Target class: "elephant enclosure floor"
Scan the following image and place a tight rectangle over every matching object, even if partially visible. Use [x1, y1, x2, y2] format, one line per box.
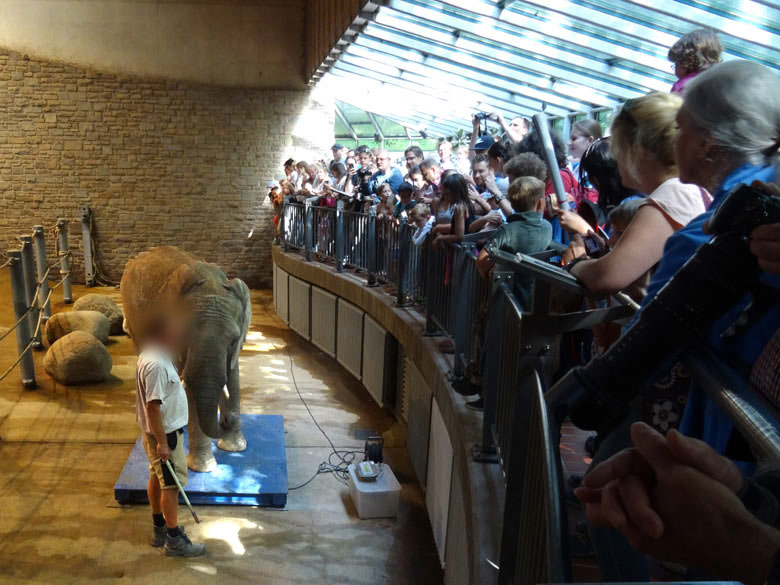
[0, 272, 443, 585]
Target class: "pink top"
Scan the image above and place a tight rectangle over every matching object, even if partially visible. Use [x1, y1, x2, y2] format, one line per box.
[670, 71, 699, 95]
[642, 177, 711, 230]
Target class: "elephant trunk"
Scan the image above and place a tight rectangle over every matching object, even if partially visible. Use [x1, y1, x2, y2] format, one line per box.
[182, 342, 228, 439]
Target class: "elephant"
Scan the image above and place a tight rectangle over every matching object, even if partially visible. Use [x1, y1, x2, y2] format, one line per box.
[120, 246, 252, 472]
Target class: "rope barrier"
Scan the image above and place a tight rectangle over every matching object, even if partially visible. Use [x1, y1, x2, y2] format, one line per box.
[0, 222, 73, 388]
[0, 252, 73, 344]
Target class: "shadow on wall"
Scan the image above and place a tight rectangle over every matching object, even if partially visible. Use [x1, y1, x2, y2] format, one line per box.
[0, 48, 335, 290]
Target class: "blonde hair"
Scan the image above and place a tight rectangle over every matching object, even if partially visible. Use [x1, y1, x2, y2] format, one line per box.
[507, 176, 545, 212]
[610, 92, 683, 180]
[409, 203, 431, 221]
[668, 29, 723, 75]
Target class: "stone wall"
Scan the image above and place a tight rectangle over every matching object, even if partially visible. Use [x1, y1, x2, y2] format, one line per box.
[0, 48, 334, 288]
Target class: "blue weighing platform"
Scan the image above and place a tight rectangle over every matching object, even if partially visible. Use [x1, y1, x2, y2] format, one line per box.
[114, 414, 288, 507]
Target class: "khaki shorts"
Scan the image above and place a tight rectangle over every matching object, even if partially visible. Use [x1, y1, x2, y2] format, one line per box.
[142, 429, 188, 490]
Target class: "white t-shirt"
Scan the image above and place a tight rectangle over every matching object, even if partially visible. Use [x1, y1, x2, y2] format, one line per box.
[413, 217, 435, 246]
[644, 177, 712, 230]
[136, 346, 189, 434]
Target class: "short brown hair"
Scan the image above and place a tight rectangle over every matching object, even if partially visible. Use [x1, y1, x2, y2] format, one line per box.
[507, 176, 545, 213]
[668, 29, 723, 74]
[503, 153, 547, 182]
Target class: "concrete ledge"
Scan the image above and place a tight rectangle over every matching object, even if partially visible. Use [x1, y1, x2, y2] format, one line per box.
[273, 246, 504, 585]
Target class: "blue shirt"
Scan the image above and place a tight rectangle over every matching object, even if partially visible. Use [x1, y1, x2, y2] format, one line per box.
[640, 163, 779, 458]
[371, 168, 403, 194]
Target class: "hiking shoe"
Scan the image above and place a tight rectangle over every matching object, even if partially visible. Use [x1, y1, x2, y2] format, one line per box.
[164, 527, 206, 557]
[152, 525, 167, 548]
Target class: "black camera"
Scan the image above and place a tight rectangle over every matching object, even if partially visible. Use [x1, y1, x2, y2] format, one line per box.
[547, 183, 780, 434]
[474, 112, 489, 121]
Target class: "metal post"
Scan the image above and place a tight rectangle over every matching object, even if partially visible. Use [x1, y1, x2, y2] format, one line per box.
[281, 202, 289, 252]
[532, 113, 567, 206]
[424, 241, 441, 336]
[31, 225, 52, 321]
[304, 200, 313, 262]
[396, 217, 410, 306]
[366, 206, 378, 286]
[80, 205, 95, 287]
[19, 236, 42, 349]
[56, 218, 73, 304]
[7, 251, 37, 389]
[335, 200, 345, 273]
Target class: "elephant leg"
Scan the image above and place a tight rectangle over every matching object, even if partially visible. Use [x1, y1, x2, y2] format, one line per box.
[217, 364, 246, 452]
[186, 391, 217, 472]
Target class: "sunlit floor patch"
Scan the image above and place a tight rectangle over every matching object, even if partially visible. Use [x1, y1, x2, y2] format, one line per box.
[198, 517, 263, 555]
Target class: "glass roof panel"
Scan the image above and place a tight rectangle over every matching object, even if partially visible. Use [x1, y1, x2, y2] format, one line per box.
[316, 0, 780, 138]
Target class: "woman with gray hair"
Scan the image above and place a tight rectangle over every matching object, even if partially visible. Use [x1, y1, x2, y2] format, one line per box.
[584, 59, 780, 582]
[646, 59, 779, 446]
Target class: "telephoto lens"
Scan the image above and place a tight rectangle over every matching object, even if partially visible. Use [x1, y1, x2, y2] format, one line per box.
[547, 184, 780, 434]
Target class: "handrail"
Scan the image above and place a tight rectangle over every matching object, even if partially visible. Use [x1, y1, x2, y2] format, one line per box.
[487, 245, 593, 297]
[684, 348, 780, 462]
[462, 229, 498, 243]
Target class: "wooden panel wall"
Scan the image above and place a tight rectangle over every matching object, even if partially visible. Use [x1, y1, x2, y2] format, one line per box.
[305, 0, 368, 81]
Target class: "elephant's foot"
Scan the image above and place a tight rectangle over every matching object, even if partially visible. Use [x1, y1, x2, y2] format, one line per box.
[187, 448, 217, 473]
[217, 428, 247, 452]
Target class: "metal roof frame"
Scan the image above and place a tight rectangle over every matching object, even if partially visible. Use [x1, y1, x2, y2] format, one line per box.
[314, 0, 780, 138]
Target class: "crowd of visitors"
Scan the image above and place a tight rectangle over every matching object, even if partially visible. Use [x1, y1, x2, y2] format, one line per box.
[273, 27, 780, 585]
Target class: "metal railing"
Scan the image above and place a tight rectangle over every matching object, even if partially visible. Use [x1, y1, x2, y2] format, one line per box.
[277, 198, 780, 585]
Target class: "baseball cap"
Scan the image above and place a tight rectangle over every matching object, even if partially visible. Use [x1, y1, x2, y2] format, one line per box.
[331, 143, 345, 150]
[473, 135, 496, 151]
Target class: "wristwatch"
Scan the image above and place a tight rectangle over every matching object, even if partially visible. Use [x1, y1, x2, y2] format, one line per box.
[494, 193, 506, 202]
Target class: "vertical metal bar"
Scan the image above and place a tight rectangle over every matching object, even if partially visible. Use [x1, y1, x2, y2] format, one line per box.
[424, 243, 441, 336]
[562, 114, 572, 146]
[335, 200, 345, 272]
[80, 205, 95, 287]
[282, 202, 290, 252]
[367, 206, 377, 286]
[19, 236, 42, 349]
[396, 217, 409, 306]
[56, 219, 73, 304]
[304, 200, 313, 262]
[31, 225, 51, 320]
[7, 250, 37, 389]
[532, 113, 566, 206]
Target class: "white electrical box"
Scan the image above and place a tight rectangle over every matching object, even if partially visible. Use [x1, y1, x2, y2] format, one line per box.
[347, 463, 401, 519]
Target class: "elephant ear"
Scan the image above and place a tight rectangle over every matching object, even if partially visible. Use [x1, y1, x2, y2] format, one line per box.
[164, 264, 205, 299]
[223, 278, 252, 370]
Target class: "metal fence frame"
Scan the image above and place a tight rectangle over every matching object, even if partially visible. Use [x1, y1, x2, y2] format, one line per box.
[277, 199, 780, 585]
